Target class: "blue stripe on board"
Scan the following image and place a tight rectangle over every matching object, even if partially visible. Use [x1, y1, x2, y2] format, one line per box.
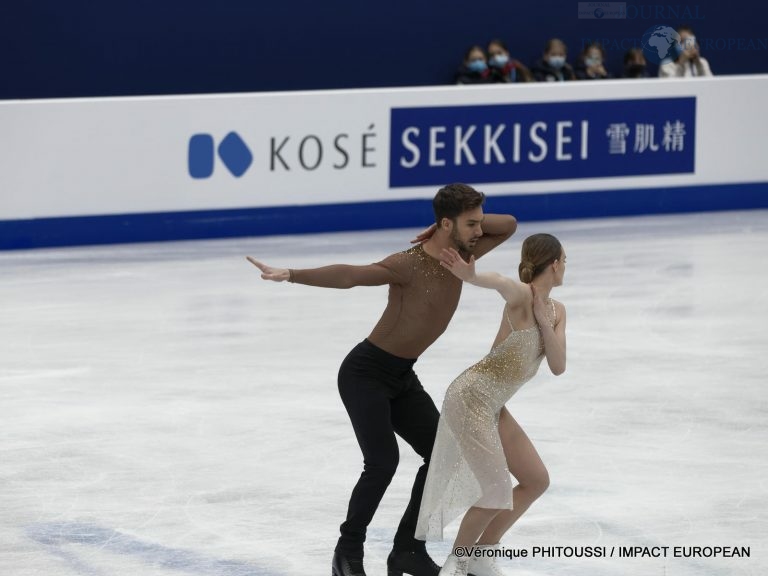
[2, 182, 766, 250]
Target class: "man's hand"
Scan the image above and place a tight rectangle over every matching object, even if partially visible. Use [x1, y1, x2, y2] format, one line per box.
[246, 257, 291, 282]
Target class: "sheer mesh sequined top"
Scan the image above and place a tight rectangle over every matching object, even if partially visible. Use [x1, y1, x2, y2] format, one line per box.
[368, 244, 463, 358]
[291, 243, 463, 358]
[415, 298, 556, 541]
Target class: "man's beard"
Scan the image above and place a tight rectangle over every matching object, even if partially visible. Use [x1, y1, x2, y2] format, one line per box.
[450, 227, 476, 254]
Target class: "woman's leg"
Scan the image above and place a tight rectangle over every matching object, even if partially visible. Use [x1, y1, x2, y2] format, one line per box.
[477, 407, 549, 545]
[451, 505, 503, 551]
[442, 395, 510, 553]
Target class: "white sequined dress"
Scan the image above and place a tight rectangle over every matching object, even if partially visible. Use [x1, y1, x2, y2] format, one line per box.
[415, 301, 555, 541]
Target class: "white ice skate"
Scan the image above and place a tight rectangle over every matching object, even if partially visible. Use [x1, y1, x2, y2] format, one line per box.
[438, 553, 469, 576]
[467, 544, 505, 576]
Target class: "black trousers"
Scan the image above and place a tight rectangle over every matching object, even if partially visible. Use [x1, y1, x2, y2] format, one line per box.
[335, 339, 439, 557]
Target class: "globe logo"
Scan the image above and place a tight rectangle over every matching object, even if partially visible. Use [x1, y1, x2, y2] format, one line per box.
[641, 25, 683, 65]
[594, 8, 605, 18]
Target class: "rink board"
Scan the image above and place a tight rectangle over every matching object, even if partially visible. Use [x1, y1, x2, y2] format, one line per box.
[1, 76, 767, 249]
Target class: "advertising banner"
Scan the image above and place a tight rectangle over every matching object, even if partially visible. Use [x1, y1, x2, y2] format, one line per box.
[1, 76, 766, 248]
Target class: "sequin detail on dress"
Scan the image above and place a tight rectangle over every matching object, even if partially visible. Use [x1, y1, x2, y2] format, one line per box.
[415, 299, 555, 541]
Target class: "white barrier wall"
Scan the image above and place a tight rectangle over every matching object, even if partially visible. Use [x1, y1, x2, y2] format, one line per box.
[1, 76, 766, 248]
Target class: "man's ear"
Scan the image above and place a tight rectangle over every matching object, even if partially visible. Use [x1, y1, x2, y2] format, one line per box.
[439, 217, 453, 231]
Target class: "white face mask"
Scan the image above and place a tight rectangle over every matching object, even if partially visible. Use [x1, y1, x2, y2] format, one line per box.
[490, 54, 509, 68]
[548, 56, 566, 69]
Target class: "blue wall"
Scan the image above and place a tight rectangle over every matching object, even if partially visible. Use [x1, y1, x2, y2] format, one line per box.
[2, 1, 766, 99]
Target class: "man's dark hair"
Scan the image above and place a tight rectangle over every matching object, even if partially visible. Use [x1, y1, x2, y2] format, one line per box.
[433, 183, 485, 224]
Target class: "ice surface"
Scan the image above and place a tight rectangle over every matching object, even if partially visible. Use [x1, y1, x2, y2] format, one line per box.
[1, 211, 766, 575]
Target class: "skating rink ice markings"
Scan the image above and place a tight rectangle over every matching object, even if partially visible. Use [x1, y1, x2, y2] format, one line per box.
[1, 211, 766, 576]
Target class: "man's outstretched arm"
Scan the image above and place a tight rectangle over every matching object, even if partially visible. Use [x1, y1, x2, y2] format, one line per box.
[247, 257, 406, 288]
[474, 214, 518, 259]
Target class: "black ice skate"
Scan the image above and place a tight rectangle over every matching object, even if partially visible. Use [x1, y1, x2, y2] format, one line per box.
[332, 551, 367, 576]
[387, 548, 441, 576]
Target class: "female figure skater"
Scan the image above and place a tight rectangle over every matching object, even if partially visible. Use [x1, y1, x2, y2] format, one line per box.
[415, 234, 567, 576]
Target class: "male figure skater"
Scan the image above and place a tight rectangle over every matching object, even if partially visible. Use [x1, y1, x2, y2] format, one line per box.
[248, 183, 517, 576]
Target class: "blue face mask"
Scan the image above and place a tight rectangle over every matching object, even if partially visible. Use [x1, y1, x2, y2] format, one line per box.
[585, 56, 601, 67]
[489, 54, 509, 68]
[467, 59, 488, 73]
[548, 56, 566, 69]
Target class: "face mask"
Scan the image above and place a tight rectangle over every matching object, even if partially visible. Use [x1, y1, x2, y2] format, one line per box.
[548, 56, 566, 69]
[681, 36, 696, 50]
[467, 59, 488, 73]
[489, 54, 509, 68]
[585, 56, 602, 67]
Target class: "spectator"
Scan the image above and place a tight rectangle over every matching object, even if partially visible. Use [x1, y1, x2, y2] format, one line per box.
[621, 48, 650, 78]
[456, 45, 491, 84]
[531, 38, 575, 82]
[575, 42, 611, 80]
[487, 39, 533, 83]
[659, 26, 713, 78]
